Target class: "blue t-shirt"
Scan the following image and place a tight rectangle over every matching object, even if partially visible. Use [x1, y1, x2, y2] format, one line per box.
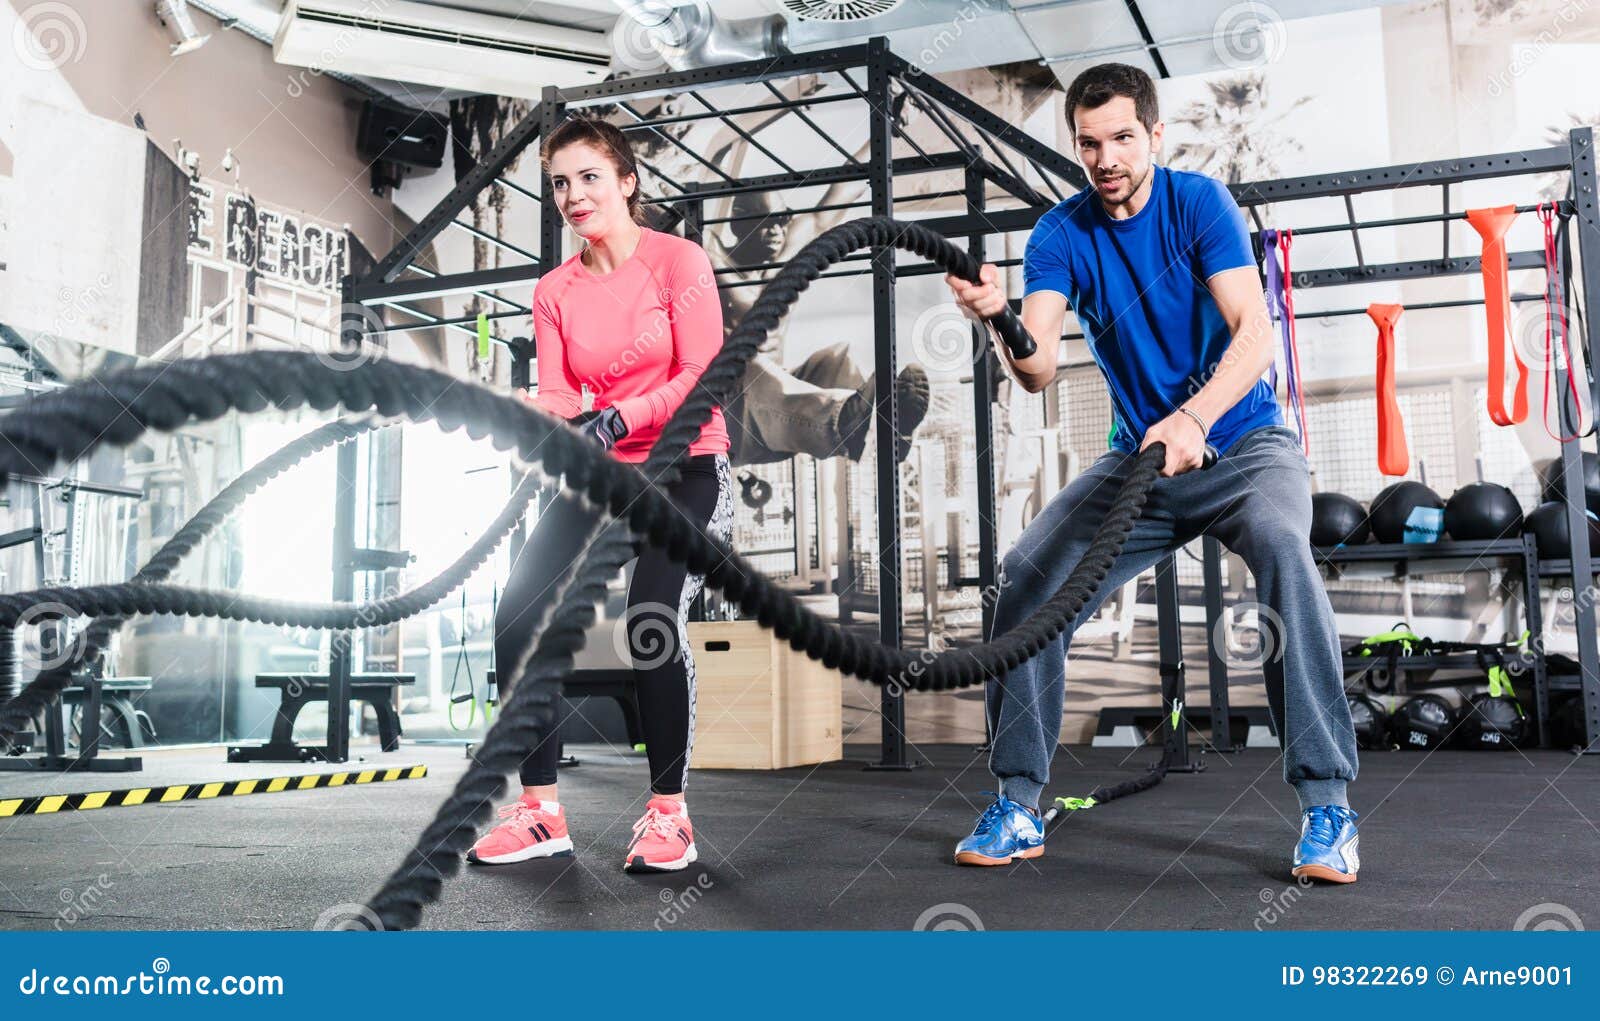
[1022, 164, 1281, 455]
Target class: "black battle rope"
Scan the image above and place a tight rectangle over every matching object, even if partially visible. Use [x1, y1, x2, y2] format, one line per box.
[0, 364, 1159, 689]
[0, 417, 372, 743]
[0, 218, 1173, 929]
[0, 417, 546, 747]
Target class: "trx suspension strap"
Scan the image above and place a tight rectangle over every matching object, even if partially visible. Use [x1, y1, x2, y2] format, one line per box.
[1369, 302, 1409, 476]
[1265, 229, 1309, 453]
[1538, 202, 1585, 441]
[1466, 205, 1529, 426]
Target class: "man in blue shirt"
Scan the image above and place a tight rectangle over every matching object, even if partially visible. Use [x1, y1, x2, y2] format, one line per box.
[945, 64, 1359, 883]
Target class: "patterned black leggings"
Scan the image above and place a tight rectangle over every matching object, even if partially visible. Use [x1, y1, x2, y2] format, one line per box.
[494, 454, 732, 794]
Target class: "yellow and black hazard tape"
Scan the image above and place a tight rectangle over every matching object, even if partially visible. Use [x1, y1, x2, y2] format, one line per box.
[0, 764, 427, 817]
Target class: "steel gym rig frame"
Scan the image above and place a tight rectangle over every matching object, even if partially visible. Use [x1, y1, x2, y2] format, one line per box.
[1213, 135, 1600, 754]
[327, 36, 1599, 769]
[339, 37, 1098, 770]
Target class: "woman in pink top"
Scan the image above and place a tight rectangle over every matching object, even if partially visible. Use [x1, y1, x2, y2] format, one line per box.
[469, 117, 733, 874]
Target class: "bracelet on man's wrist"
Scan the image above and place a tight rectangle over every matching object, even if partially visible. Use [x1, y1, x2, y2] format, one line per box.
[1178, 406, 1210, 438]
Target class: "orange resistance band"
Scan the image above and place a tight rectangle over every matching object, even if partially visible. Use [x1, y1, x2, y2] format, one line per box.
[1369, 303, 1409, 476]
[1465, 205, 1529, 426]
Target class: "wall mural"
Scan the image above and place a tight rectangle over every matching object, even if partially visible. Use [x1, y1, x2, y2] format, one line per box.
[1165, 73, 1311, 185]
[186, 180, 350, 293]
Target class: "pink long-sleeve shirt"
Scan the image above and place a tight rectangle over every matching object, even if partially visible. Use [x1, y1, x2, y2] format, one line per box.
[531, 227, 730, 463]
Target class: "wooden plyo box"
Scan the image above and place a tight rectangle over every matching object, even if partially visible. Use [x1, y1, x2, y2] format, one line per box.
[688, 620, 843, 770]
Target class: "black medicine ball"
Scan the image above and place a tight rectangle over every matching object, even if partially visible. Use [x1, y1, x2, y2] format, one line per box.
[1537, 453, 1600, 516]
[1311, 493, 1370, 547]
[1368, 481, 1445, 544]
[1444, 482, 1524, 541]
[1391, 694, 1456, 750]
[1347, 694, 1389, 749]
[1524, 501, 1600, 558]
[1459, 692, 1527, 749]
[1550, 694, 1592, 750]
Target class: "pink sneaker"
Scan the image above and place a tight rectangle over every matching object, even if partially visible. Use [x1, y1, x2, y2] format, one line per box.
[624, 797, 697, 873]
[467, 799, 573, 865]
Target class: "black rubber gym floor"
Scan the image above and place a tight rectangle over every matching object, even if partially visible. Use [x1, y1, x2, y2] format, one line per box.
[1, 742, 1595, 930]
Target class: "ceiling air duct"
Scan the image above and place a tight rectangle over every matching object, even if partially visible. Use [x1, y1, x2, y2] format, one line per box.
[611, 1, 788, 74]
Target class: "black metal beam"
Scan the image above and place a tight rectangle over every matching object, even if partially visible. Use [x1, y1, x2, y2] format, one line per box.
[1122, 0, 1170, 78]
[352, 262, 542, 305]
[618, 92, 856, 133]
[1293, 292, 1544, 320]
[838, 68, 931, 165]
[1231, 145, 1570, 206]
[1287, 251, 1546, 289]
[695, 189, 968, 226]
[688, 92, 796, 175]
[1269, 201, 1569, 239]
[559, 44, 875, 108]
[966, 165, 1000, 680]
[899, 79, 986, 170]
[376, 307, 527, 334]
[1154, 554, 1192, 770]
[369, 102, 547, 284]
[917, 205, 1047, 238]
[494, 175, 540, 204]
[395, 264, 529, 311]
[969, 147, 1050, 208]
[1201, 538, 1230, 749]
[328, 274, 359, 763]
[1519, 534, 1552, 748]
[1565, 125, 1600, 751]
[760, 79, 858, 167]
[888, 54, 1089, 191]
[448, 219, 540, 262]
[648, 152, 969, 205]
[1342, 195, 1365, 271]
[867, 39, 908, 771]
[616, 100, 740, 186]
[527, 90, 565, 403]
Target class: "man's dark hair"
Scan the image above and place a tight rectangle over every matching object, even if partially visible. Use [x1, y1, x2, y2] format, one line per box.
[1063, 63, 1159, 133]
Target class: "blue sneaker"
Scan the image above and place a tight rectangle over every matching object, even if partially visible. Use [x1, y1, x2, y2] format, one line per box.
[954, 793, 1045, 866]
[1292, 805, 1360, 884]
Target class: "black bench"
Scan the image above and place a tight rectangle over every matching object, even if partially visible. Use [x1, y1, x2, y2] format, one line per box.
[487, 669, 644, 757]
[61, 676, 154, 749]
[227, 673, 414, 763]
[0, 675, 151, 773]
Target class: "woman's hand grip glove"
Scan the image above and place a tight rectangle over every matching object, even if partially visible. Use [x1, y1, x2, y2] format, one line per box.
[569, 407, 629, 451]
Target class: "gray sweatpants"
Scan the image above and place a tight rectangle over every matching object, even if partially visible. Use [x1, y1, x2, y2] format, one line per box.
[986, 424, 1357, 814]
